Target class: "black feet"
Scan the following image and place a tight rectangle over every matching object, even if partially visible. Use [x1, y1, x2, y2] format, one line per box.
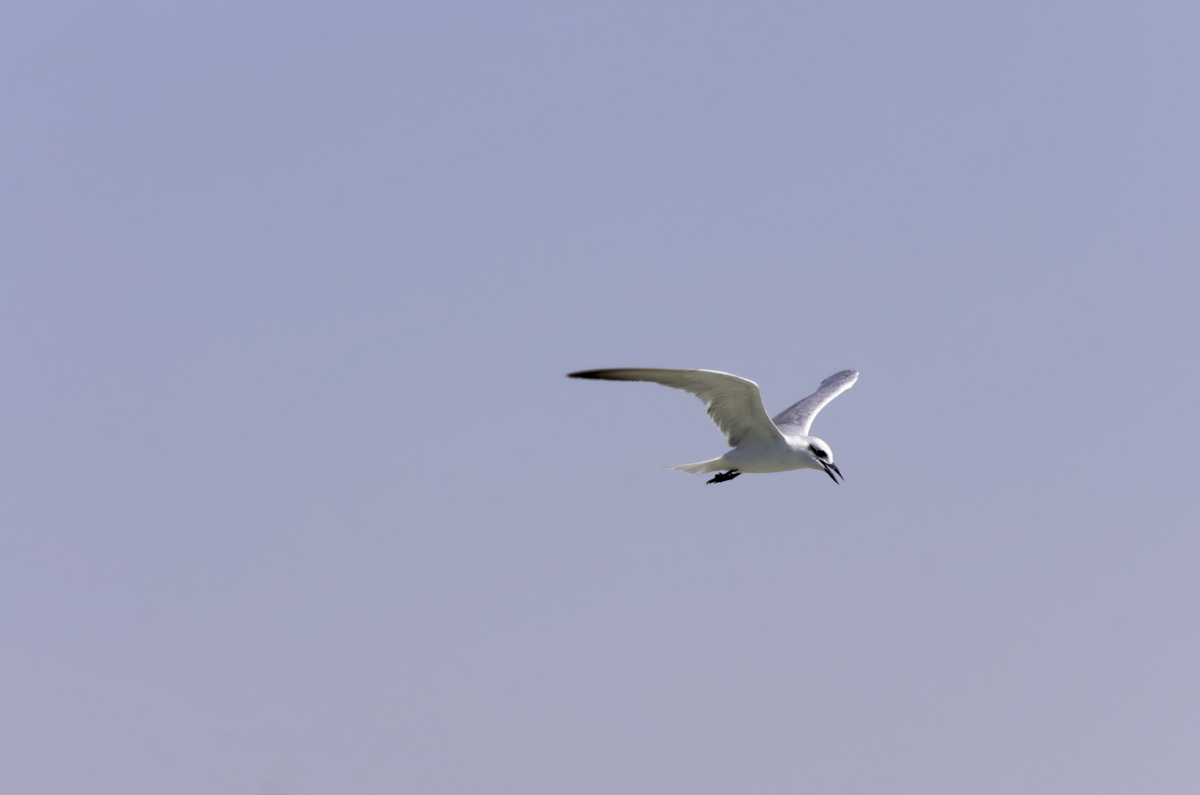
[706, 470, 741, 484]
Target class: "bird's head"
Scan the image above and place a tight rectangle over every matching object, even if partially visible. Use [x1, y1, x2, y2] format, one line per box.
[807, 438, 842, 484]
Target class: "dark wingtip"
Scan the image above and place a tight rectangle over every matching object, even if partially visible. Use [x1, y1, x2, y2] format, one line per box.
[568, 369, 623, 380]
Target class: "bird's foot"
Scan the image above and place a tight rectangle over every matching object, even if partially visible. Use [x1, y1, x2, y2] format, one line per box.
[706, 470, 741, 484]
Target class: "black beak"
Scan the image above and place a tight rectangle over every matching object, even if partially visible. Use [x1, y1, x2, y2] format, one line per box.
[822, 461, 843, 484]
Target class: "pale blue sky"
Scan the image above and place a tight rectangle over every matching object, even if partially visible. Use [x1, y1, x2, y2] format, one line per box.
[4, 2, 1199, 793]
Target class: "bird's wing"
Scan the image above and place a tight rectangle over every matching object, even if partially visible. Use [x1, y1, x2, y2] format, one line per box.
[770, 370, 859, 437]
[568, 368, 784, 447]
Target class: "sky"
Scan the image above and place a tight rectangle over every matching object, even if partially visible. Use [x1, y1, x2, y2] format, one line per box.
[3, 2, 1199, 793]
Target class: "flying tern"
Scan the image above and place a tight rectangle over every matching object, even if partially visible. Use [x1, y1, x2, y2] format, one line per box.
[568, 368, 858, 484]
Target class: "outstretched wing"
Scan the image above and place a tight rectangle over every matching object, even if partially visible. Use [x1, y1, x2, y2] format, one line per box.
[771, 370, 859, 437]
[568, 368, 784, 447]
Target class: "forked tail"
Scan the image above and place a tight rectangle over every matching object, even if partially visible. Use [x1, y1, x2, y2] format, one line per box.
[664, 458, 725, 475]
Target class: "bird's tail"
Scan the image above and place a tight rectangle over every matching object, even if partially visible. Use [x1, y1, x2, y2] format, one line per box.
[664, 457, 725, 475]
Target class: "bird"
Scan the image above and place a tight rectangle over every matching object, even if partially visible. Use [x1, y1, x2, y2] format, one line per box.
[567, 368, 858, 484]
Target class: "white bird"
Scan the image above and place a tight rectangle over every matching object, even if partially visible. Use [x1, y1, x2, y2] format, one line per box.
[568, 368, 859, 484]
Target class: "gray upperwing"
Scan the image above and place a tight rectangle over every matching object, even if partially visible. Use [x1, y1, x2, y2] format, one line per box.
[771, 370, 859, 437]
[568, 368, 784, 447]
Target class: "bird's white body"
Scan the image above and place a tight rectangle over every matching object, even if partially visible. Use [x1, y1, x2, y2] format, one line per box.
[568, 367, 858, 484]
[675, 434, 826, 475]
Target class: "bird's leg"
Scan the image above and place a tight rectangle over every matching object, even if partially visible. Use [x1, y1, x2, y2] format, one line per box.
[706, 470, 741, 484]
